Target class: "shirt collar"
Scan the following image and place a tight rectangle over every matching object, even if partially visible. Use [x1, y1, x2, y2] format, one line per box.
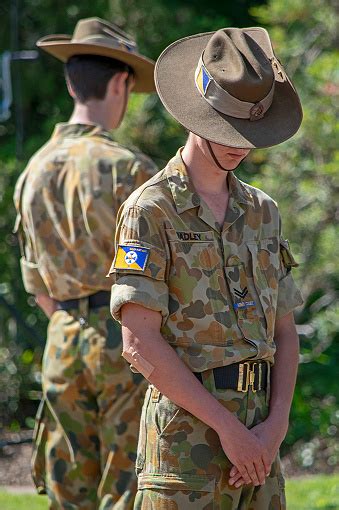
[51, 122, 113, 141]
[166, 149, 200, 214]
[166, 148, 253, 215]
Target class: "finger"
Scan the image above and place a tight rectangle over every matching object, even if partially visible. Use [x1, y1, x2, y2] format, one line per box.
[245, 463, 260, 486]
[254, 458, 267, 485]
[234, 477, 246, 488]
[262, 452, 272, 477]
[230, 465, 238, 478]
[236, 465, 251, 486]
[229, 471, 243, 486]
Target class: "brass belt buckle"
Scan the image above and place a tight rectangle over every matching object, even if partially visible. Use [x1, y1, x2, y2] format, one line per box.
[237, 362, 260, 392]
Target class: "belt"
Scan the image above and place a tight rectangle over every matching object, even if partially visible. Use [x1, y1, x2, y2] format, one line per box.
[193, 361, 268, 392]
[56, 291, 111, 311]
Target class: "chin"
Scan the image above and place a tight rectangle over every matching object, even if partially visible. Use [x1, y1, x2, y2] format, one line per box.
[220, 161, 242, 172]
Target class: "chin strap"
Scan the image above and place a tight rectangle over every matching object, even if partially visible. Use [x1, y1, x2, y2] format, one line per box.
[204, 139, 229, 171]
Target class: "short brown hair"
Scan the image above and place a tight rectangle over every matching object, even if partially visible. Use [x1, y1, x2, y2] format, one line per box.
[65, 54, 134, 102]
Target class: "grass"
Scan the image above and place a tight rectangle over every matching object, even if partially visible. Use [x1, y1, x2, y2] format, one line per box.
[0, 491, 48, 510]
[0, 474, 338, 509]
[286, 474, 339, 509]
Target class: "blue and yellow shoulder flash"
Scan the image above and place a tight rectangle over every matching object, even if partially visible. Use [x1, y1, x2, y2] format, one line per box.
[114, 245, 149, 271]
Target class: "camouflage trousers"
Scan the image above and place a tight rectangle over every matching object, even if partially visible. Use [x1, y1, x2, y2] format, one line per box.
[32, 304, 147, 510]
[134, 369, 286, 510]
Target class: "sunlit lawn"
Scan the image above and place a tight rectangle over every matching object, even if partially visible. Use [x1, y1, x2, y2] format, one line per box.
[0, 474, 338, 509]
[0, 491, 48, 510]
[286, 475, 339, 509]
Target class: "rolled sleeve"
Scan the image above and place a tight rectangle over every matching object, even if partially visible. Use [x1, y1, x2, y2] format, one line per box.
[109, 204, 169, 323]
[111, 275, 169, 324]
[20, 257, 49, 295]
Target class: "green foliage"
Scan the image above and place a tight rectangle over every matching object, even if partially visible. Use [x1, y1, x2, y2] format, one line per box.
[109, 0, 264, 60]
[0, 157, 46, 428]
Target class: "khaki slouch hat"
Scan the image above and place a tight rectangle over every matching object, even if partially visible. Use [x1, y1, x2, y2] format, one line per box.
[155, 27, 302, 148]
[37, 17, 155, 92]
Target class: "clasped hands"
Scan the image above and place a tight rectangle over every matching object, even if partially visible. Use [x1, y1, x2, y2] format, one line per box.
[220, 416, 287, 488]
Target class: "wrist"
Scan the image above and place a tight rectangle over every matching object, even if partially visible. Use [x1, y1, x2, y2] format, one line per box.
[212, 407, 243, 438]
[265, 413, 289, 438]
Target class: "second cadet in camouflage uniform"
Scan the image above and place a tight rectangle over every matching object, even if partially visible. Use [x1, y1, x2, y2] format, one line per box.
[109, 28, 304, 509]
[14, 18, 157, 510]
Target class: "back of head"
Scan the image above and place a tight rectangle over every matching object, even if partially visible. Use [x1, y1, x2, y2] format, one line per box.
[37, 17, 155, 93]
[65, 54, 134, 103]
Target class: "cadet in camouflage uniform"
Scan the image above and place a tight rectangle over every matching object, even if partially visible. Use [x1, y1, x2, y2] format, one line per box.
[109, 28, 303, 509]
[14, 18, 157, 510]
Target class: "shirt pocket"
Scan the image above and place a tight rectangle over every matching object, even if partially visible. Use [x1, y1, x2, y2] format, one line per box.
[247, 237, 280, 342]
[224, 257, 263, 342]
[165, 228, 228, 346]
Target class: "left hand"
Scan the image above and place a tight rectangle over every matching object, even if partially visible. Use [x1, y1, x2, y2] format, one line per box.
[228, 416, 288, 488]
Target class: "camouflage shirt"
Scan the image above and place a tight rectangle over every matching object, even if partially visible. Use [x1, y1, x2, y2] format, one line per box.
[14, 123, 158, 300]
[110, 149, 303, 370]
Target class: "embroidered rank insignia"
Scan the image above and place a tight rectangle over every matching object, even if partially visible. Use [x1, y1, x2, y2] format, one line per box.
[196, 64, 211, 95]
[234, 287, 249, 299]
[114, 245, 149, 271]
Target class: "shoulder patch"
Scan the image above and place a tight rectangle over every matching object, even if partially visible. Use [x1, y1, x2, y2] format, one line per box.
[114, 245, 149, 271]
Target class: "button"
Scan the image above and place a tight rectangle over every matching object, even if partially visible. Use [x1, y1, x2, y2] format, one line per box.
[79, 317, 87, 327]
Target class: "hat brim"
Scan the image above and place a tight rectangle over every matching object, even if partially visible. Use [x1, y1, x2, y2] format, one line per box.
[37, 37, 155, 93]
[155, 30, 303, 148]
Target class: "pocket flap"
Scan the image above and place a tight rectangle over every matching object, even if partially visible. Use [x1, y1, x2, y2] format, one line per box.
[280, 239, 299, 269]
[138, 472, 215, 492]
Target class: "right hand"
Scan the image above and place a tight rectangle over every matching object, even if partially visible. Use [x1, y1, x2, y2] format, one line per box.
[218, 420, 270, 486]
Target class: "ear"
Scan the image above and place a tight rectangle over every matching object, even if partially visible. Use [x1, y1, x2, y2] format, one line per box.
[65, 76, 76, 99]
[107, 71, 129, 97]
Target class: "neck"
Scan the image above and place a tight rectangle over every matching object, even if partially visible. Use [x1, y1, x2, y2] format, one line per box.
[68, 100, 116, 131]
[181, 136, 229, 195]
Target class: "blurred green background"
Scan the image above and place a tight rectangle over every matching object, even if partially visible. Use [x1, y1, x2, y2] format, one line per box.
[0, 0, 338, 480]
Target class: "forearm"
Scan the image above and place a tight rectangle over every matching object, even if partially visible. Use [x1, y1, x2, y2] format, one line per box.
[269, 311, 300, 426]
[35, 293, 58, 318]
[121, 303, 271, 486]
[123, 324, 238, 434]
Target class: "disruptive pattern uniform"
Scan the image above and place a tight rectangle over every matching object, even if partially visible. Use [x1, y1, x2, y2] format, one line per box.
[14, 123, 157, 510]
[109, 150, 303, 510]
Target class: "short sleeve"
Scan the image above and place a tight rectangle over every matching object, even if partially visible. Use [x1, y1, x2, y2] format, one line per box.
[109, 205, 169, 324]
[14, 171, 49, 296]
[276, 238, 304, 319]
